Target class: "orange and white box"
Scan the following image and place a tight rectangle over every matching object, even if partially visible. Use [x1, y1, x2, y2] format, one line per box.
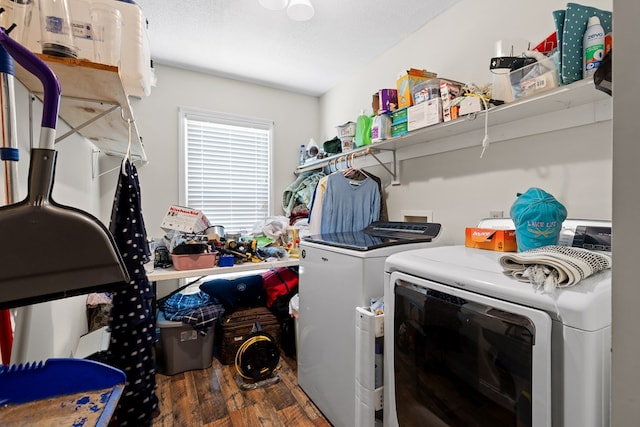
[465, 228, 517, 252]
[160, 205, 211, 233]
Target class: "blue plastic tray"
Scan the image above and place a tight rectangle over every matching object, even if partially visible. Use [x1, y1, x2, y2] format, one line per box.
[0, 358, 126, 426]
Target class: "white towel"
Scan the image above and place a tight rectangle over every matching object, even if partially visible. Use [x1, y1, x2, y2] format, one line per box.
[500, 245, 612, 293]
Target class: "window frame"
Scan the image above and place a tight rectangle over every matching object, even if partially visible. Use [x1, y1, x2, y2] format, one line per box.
[178, 107, 274, 233]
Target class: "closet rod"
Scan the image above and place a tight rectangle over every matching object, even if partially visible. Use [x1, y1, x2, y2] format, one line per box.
[296, 146, 398, 183]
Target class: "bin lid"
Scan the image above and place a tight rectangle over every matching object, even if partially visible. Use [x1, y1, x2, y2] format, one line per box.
[288, 293, 299, 316]
[156, 310, 185, 328]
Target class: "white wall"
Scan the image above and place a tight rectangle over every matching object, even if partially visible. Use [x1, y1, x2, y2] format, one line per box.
[320, 0, 613, 243]
[321, 0, 613, 136]
[100, 64, 320, 241]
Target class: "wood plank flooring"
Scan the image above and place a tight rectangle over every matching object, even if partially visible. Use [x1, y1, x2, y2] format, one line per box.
[152, 355, 332, 427]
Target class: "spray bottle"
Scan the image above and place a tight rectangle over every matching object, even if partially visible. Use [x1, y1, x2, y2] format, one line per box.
[583, 16, 605, 79]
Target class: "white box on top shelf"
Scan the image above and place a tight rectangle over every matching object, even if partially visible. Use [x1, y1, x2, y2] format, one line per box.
[408, 98, 442, 131]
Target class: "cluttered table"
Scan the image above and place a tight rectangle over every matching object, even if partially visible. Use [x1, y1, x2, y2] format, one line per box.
[147, 258, 299, 282]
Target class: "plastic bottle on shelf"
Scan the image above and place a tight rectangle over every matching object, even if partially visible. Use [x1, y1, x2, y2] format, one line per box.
[371, 113, 391, 143]
[299, 144, 306, 165]
[374, 342, 383, 389]
[307, 138, 319, 158]
[583, 15, 605, 79]
[354, 109, 372, 148]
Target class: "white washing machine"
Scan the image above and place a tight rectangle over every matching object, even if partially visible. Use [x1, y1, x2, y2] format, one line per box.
[298, 221, 444, 427]
[383, 219, 612, 427]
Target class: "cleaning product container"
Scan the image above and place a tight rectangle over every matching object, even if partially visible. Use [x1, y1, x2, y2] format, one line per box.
[583, 15, 605, 78]
[354, 110, 372, 148]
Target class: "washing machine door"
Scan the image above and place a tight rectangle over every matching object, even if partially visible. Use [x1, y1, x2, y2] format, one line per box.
[384, 272, 552, 427]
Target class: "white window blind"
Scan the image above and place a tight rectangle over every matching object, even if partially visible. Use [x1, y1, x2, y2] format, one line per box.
[180, 109, 272, 234]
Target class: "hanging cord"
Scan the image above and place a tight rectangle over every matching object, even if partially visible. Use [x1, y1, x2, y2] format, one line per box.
[479, 95, 490, 158]
[234, 330, 280, 381]
[462, 83, 492, 158]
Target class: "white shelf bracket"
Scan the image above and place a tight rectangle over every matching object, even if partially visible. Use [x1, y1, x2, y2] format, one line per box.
[54, 102, 120, 144]
[370, 148, 399, 185]
[27, 90, 121, 144]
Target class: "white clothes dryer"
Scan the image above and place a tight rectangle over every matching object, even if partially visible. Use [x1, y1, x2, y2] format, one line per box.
[383, 219, 612, 427]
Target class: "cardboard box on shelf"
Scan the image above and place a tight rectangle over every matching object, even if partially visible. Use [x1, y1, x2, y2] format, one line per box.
[443, 103, 460, 122]
[160, 205, 211, 233]
[391, 121, 408, 137]
[440, 79, 465, 122]
[465, 228, 517, 252]
[408, 98, 442, 131]
[396, 68, 438, 109]
[391, 107, 408, 124]
[372, 89, 398, 115]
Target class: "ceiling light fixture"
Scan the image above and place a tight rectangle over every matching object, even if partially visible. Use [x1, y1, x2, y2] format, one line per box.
[258, 0, 289, 11]
[286, 0, 314, 21]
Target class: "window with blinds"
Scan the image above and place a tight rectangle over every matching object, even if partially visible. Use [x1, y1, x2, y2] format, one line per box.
[179, 108, 272, 234]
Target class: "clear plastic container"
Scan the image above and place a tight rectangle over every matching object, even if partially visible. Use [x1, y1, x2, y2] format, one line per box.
[90, 2, 122, 66]
[336, 121, 356, 139]
[510, 51, 560, 100]
[37, 0, 77, 58]
[411, 79, 440, 104]
[1, 0, 35, 46]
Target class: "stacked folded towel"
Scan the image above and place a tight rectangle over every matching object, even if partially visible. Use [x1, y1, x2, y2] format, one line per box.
[500, 245, 612, 293]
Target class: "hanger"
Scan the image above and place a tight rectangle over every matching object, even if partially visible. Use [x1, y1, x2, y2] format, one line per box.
[121, 118, 133, 175]
[343, 152, 366, 180]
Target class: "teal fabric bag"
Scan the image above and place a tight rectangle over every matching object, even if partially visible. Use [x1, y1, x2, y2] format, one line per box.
[553, 3, 612, 85]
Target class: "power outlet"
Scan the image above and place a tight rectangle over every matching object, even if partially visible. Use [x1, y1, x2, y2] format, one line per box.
[490, 210, 504, 218]
[402, 210, 434, 223]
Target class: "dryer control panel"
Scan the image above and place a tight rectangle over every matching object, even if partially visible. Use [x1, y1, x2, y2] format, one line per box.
[558, 219, 612, 252]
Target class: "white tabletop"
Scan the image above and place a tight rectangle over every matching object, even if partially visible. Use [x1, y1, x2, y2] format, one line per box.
[147, 258, 299, 282]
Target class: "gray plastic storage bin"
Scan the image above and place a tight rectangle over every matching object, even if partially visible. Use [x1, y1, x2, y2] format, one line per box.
[156, 310, 215, 375]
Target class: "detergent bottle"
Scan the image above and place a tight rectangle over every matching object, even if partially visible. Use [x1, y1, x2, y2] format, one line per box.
[583, 16, 605, 78]
[354, 110, 372, 148]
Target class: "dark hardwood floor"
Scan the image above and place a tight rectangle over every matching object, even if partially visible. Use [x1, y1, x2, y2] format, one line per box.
[152, 355, 332, 427]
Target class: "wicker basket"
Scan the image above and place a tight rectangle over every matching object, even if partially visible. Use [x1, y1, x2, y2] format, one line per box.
[218, 307, 281, 365]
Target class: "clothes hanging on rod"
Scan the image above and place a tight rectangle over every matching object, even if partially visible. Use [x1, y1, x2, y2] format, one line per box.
[307, 175, 328, 235]
[319, 170, 381, 234]
[308, 153, 388, 234]
[360, 169, 389, 223]
[106, 158, 158, 426]
[282, 170, 326, 219]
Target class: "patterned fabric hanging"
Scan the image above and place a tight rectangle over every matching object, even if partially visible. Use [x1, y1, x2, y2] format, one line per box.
[107, 158, 158, 426]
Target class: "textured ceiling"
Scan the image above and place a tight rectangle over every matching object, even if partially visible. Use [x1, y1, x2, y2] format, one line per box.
[135, 0, 460, 96]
